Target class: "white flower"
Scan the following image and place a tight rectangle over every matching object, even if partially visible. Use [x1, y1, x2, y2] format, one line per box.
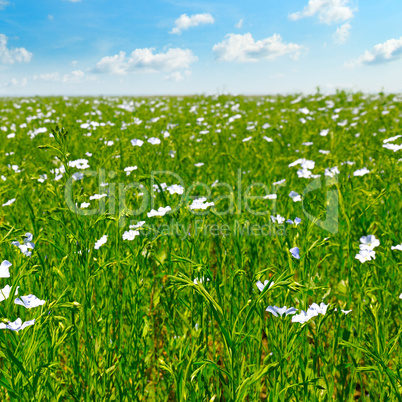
[68, 159, 90, 169]
[289, 191, 301, 202]
[359, 235, 380, 251]
[0, 318, 35, 332]
[289, 158, 315, 170]
[341, 309, 352, 314]
[189, 198, 214, 210]
[94, 235, 108, 250]
[263, 136, 273, 142]
[383, 135, 402, 143]
[290, 247, 300, 259]
[324, 166, 340, 177]
[80, 202, 90, 209]
[270, 214, 285, 224]
[286, 217, 302, 226]
[256, 280, 274, 292]
[72, 172, 84, 181]
[355, 249, 375, 263]
[2, 198, 16, 207]
[292, 302, 328, 324]
[148, 137, 161, 145]
[12, 233, 35, 257]
[383, 143, 402, 152]
[263, 194, 277, 200]
[273, 179, 286, 186]
[266, 305, 297, 317]
[15, 294, 46, 309]
[147, 206, 171, 217]
[38, 174, 47, 183]
[242, 136, 252, 142]
[90, 193, 107, 200]
[320, 129, 329, 136]
[129, 221, 145, 229]
[194, 163, 204, 167]
[131, 139, 144, 147]
[0, 285, 19, 302]
[193, 277, 210, 285]
[292, 309, 318, 324]
[353, 168, 370, 177]
[122, 230, 140, 241]
[297, 168, 313, 179]
[0, 260, 11, 278]
[309, 302, 329, 315]
[167, 184, 184, 195]
[124, 166, 138, 176]
[391, 244, 402, 251]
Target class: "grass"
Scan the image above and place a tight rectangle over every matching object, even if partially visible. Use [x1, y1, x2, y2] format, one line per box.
[0, 92, 401, 400]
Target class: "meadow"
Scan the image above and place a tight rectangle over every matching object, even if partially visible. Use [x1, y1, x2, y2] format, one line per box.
[0, 92, 402, 400]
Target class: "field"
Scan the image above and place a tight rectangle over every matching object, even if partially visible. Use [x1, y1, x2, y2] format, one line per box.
[0, 92, 402, 400]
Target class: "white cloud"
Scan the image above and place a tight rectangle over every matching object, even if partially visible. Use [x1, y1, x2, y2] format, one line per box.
[93, 48, 197, 74]
[333, 22, 351, 44]
[235, 18, 243, 29]
[350, 37, 402, 66]
[165, 71, 184, 82]
[62, 70, 86, 83]
[94, 51, 127, 74]
[213, 33, 302, 62]
[34, 72, 60, 81]
[0, 1, 10, 10]
[170, 13, 214, 34]
[0, 34, 32, 64]
[289, 0, 356, 25]
[165, 70, 191, 82]
[1, 77, 28, 88]
[33, 70, 94, 84]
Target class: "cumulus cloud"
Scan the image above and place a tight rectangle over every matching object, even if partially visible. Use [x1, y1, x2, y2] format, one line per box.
[213, 33, 302, 62]
[0, 34, 32, 64]
[349, 37, 402, 67]
[62, 70, 87, 83]
[289, 0, 356, 25]
[93, 48, 197, 74]
[333, 22, 351, 44]
[170, 13, 214, 34]
[93, 51, 127, 74]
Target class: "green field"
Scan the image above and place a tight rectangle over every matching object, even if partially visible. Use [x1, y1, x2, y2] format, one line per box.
[0, 92, 402, 400]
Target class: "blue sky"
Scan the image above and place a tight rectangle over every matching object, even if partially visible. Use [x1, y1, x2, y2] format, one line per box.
[0, 0, 401, 96]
